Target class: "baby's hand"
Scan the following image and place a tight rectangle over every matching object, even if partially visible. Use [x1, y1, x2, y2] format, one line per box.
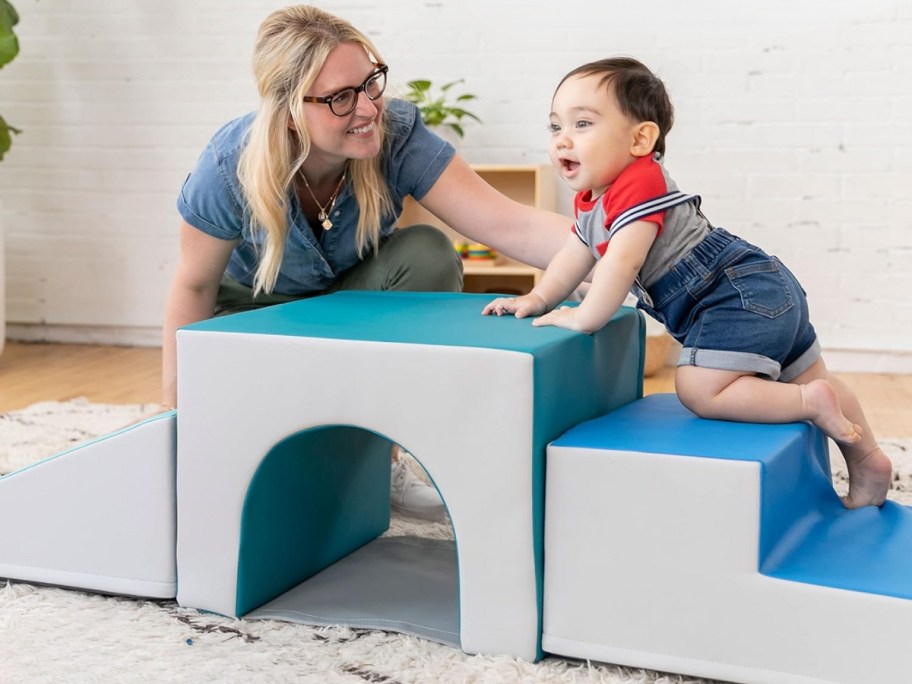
[532, 305, 584, 332]
[482, 293, 547, 319]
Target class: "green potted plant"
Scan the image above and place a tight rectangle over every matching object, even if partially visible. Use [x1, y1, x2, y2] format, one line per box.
[403, 78, 481, 140]
[0, 0, 20, 160]
[0, 0, 17, 355]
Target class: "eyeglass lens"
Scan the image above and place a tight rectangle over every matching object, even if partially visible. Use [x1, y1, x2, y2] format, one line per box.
[329, 69, 387, 116]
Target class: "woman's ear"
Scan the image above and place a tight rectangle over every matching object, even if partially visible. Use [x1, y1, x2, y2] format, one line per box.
[630, 121, 660, 157]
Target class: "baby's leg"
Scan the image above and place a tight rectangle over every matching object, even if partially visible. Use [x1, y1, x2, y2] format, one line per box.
[675, 365, 860, 443]
[790, 359, 892, 509]
[675, 361, 891, 508]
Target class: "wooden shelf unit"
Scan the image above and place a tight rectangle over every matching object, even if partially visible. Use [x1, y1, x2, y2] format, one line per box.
[399, 164, 558, 295]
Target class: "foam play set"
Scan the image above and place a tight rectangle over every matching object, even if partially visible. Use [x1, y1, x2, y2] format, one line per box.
[1, 291, 909, 683]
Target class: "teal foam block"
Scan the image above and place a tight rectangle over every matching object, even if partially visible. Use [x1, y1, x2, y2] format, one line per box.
[177, 291, 645, 660]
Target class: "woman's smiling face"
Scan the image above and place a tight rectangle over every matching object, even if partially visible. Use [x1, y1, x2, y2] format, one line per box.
[302, 41, 385, 168]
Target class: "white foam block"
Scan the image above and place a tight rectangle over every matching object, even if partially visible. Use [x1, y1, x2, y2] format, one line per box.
[0, 412, 177, 597]
[175, 292, 644, 661]
[543, 395, 912, 684]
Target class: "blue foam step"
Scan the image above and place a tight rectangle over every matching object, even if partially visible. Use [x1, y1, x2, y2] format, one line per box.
[553, 393, 912, 601]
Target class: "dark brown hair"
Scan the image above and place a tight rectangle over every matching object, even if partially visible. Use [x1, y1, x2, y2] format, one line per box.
[557, 57, 674, 155]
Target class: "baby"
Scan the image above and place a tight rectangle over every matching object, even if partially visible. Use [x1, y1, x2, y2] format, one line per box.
[483, 57, 892, 509]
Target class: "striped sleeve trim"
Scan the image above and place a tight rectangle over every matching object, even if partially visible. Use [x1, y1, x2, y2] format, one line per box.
[607, 192, 701, 241]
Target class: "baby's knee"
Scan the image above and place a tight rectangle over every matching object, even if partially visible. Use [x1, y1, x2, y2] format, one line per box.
[674, 368, 724, 419]
[676, 384, 711, 418]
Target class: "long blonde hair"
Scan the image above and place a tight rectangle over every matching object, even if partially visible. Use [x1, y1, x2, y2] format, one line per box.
[238, 5, 392, 295]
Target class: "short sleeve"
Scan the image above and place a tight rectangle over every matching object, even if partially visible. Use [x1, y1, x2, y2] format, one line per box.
[384, 99, 457, 202]
[176, 118, 251, 241]
[602, 156, 669, 234]
[571, 191, 591, 245]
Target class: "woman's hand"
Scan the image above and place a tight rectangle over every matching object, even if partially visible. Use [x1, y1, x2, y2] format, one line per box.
[482, 292, 548, 318]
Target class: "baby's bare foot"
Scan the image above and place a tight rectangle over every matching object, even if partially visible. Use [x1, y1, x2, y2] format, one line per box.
[842, 446, 893, 509]
[800, 379, 862, 444]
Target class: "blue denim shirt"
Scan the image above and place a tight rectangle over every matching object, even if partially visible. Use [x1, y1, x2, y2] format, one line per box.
[176, 99, 455, 295]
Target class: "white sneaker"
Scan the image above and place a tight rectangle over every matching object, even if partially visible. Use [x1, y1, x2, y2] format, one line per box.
[390, 457, 446, 522]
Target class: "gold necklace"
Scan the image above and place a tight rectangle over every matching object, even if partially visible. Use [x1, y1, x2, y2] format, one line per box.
[301, 171, 347, 231]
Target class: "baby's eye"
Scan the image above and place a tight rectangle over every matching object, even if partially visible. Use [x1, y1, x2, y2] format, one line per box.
[548, 122, 561, 134]
[575, 120, 592, 129]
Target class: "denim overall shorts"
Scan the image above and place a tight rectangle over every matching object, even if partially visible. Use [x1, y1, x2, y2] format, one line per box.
[633, 228, 820, 382]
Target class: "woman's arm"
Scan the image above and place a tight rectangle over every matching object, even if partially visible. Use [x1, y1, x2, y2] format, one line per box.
[418, 155, 570, 269]
[161, 220, 238, 407]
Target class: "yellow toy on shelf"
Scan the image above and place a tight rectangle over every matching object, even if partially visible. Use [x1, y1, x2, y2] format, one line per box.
[465, 243, 497, 261]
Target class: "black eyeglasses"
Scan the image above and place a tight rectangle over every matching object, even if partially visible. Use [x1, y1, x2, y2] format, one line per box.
[302, 64, 389, 117]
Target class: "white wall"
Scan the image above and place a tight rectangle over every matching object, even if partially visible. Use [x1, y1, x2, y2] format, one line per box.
[0, 1, 910, 370]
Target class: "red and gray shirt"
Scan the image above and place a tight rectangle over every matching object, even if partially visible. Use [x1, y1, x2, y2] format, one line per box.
[572, 153, 710, 289]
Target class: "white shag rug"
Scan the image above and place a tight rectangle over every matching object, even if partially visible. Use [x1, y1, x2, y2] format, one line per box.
[1, 400, 910, 684]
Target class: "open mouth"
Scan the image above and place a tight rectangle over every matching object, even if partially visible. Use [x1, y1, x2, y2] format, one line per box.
[560, 158, 580, 174]
[348, 122, 375, 135]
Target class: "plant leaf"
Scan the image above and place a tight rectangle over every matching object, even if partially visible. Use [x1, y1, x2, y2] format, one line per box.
[423, 110, 445, 126]
[440, 79, 464, 93]
[0, 114, 12, 160]
[0, 25, 18, 67]
[406, 77, 481, 134]
[448, 107, 483, 123]
[0, 0, 19, 32]
[0, 1, 20, 162]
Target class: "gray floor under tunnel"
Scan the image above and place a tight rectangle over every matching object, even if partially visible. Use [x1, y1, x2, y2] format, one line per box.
[246, 536, 460, 647]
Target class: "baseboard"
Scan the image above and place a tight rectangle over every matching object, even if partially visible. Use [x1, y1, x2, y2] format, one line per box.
[823, 348, 912, 375]
[6, 323, 161, 348]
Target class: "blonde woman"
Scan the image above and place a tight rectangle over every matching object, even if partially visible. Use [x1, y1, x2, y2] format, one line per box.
[162, 5, 568, 518]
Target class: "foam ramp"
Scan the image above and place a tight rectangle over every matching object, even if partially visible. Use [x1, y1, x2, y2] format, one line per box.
[543, 394, 912, 684]
[174, 291, 644, 660]
[0, 411, 177, 598]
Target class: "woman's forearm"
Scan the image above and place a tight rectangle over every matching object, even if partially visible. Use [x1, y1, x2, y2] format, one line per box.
[161, 283, 219, 407]
[495, 202, 572, 270]
[162, 222, 238, 407]
[419, 157, 572, 269]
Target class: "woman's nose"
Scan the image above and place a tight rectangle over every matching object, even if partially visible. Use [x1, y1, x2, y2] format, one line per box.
[353, 89, 379, 116]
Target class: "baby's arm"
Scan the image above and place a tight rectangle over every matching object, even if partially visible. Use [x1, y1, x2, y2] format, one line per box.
[483, 234, 594, 318]
[533, 220, 658, 334]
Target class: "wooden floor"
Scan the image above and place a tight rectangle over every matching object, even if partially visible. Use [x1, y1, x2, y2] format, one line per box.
[2, 340, 911, 437]
[0, 341, 162, 411]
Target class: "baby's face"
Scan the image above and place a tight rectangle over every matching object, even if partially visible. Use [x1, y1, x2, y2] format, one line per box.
[548, 74, 641, 197]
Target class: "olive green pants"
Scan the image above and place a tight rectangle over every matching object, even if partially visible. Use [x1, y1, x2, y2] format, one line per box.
[215, 224, 464, 316]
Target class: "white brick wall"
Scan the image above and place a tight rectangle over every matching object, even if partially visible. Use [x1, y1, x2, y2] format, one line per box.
[0, 0, 910, 370]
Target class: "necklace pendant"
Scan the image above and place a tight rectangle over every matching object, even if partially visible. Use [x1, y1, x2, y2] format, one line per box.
[302, 172, 345, 233]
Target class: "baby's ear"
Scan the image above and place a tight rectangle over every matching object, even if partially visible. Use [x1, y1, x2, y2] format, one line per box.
[630, 121, 659, 157]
